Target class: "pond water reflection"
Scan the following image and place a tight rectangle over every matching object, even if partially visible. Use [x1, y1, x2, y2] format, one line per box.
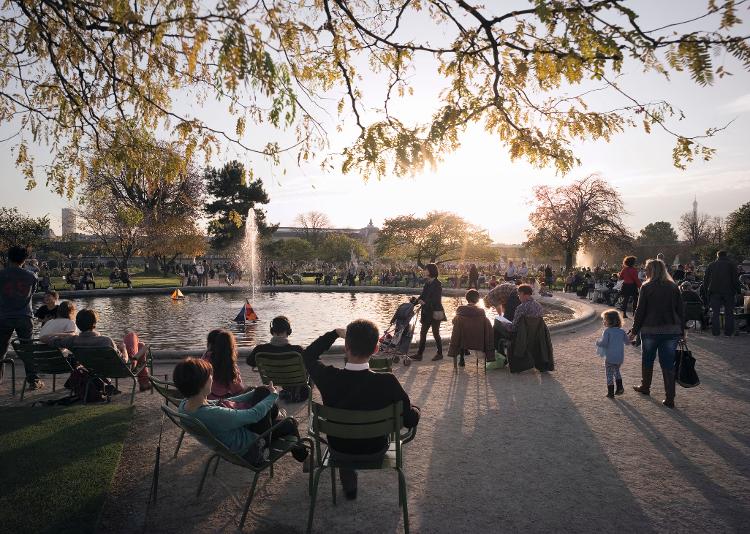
[43, 291, 574, 351]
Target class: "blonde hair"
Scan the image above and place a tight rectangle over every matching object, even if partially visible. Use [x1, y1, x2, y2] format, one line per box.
[645, 259, 674, 284]
[601, 309, 622, 328]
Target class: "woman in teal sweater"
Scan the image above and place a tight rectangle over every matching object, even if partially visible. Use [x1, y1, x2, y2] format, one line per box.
[174, 358, 308, 465]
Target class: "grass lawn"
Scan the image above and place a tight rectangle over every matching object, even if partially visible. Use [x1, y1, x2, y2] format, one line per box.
[49, 274, 182, 290]
[0, 404, 134, 534]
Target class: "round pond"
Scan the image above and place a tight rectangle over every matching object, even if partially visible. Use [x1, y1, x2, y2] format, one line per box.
[45, 291, 575, 351]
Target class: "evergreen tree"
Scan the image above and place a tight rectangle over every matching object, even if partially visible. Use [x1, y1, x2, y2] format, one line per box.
[204, 161, 274, 250]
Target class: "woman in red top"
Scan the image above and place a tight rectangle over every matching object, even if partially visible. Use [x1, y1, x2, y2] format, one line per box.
[618, 256, 641, 318]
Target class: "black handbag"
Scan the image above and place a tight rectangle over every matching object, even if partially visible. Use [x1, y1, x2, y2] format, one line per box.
[674, 340, 700, 388]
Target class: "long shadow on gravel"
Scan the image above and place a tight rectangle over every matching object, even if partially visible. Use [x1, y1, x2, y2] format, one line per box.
[417, 369, 655, 533]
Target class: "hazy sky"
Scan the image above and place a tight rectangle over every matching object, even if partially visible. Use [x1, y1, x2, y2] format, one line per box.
[1, 1, 748, 243]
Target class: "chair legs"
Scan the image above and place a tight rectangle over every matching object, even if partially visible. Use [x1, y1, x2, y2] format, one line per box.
[129, 377, 136, 405]
[238, 471, 261, 530]
[197, 455, 219, 497]
[174, 430, 185, 458]
[307, 467, 325, 534]
[330, 466, 336, 505]
[397, 468, 410, 534]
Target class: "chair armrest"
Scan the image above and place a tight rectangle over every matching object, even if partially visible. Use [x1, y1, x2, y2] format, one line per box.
[400, 426, 417, 445]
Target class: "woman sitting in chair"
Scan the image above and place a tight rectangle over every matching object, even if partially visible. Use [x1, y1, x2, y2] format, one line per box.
[201, 329, 246, 400]
[174, 358, 308, 466]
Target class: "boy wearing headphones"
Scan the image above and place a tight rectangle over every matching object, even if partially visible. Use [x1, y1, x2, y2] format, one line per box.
[246, 316, 307, 402]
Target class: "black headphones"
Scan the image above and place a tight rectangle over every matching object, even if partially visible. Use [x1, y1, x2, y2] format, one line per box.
[270, 316, 292, 336]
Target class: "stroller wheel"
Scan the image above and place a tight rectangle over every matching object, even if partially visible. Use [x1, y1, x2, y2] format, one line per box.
[392, 355, 400, 363]
[403, 358, 411, 367]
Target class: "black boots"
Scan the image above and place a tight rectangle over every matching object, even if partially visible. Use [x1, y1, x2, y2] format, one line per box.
[633, 365, 653, 395]
[662, 368, 676, 408]
[615, 379, 624, 396]
[606, 385, 615, 398]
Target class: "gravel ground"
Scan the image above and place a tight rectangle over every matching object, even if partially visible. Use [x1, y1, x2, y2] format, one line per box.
[3, 294, 749, 533]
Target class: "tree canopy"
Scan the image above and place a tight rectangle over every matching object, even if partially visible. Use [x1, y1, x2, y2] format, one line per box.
[204, 161, 273, 250]
[294, 211, 332, 248]
[376, 211, 494, 266]
[0, 207, 49, 266]
[77, 128, 206, 268]
[638, 221, 679, 246]
[317, 233, 368, 263]
[525, 174, 632, 269]
[3, 1, 749, 193]
[679, 209, 713, 248]
[725, 202, 750, 257]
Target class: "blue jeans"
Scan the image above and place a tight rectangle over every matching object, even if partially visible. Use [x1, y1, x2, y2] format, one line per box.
[641, 334, 680, 370]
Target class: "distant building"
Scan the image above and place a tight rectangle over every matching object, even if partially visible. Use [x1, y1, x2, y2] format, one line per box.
[61, 208, 77, 237]
[271, 219, 380, 249]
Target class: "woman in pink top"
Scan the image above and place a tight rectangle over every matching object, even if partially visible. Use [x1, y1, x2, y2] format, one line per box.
[202, 329, 246, 399]
[618, 256, 642, 318]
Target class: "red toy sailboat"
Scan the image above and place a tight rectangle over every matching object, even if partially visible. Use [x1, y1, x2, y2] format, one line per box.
[234, 299, 258, 323]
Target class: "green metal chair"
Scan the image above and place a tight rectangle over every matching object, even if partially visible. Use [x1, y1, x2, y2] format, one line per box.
[161, 404, 313, 530]
[72, 346, 147, 404]
[150, 376, 187, 457]
[370, 356, 394, 373]
[11, 340, 74, 400]
[306, 401, 417, 534]
[255, 352, 312, 415]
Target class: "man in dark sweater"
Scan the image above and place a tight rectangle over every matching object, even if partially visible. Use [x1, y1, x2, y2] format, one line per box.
[704, 251, 741, 336]
[303, 319, 420, 500]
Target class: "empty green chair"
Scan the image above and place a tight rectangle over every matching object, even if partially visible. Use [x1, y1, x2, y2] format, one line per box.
[150, 376, 187, 457]
[369, 356, 394, 373]
[307, 401, 417, 534]
[161, 404, 313, 530]
[11, 340, 74, 400]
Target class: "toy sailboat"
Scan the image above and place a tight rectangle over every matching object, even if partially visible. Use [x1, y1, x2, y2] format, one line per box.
[171, 289, 185, 300]
[234, 299, 258, 323]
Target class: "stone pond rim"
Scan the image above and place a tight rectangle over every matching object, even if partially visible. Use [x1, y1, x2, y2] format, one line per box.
[30, 284, 597, 359]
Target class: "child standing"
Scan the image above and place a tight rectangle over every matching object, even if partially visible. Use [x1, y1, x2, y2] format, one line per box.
[596, 309, 630, 398]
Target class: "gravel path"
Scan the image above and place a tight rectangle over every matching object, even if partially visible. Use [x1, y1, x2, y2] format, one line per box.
[4, 295, 749, 533]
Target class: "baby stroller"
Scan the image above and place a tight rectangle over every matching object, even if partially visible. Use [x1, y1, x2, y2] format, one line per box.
[377, 299, 420, 367]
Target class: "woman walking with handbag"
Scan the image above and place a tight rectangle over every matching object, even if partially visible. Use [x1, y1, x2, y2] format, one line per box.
[629, 259, 685, 408]
[410, 263, 446, 362]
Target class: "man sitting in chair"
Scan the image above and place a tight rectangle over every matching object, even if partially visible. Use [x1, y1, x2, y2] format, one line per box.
[246, 316, 307, 402]
[47, 309, 151, 390]
[303, 320, 421, 500]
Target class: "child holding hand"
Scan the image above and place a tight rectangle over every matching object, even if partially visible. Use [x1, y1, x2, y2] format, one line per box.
[596, 309, 630, 398]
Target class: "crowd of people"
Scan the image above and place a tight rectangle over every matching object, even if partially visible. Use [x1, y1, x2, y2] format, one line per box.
[1, 243, 748, 508]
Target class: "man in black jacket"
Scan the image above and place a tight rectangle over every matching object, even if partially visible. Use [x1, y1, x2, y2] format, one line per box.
[247, 316, 307, 401]
[303, 320, 420, 500]
[704, 251, 741, 336]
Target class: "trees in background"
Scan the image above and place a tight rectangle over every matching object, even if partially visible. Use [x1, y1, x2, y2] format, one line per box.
[638, 222, 679, 247]
[678, 210, 713, 248]
[725, 203, 750, 258]
[376, 212, 493, 267]
[204, 161, 273, 250]
[294, 212, 332, 248]
[526, 175, 632, 270]
[0, 208, 49, 266]
[318, 234, 369, 264]
[78, 127, 206, 269]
